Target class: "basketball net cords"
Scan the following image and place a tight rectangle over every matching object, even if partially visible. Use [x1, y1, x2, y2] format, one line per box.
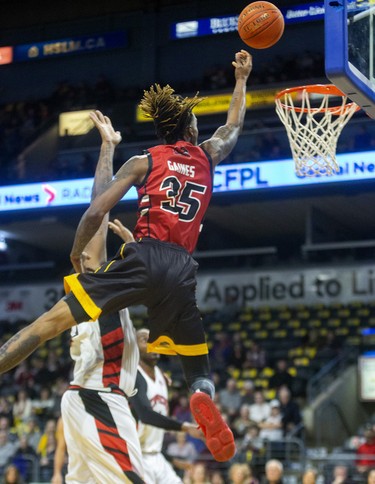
[276, 90, 358, 177]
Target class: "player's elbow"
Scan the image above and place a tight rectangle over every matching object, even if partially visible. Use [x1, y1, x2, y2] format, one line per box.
[86, 204, 107, 225]
[227, 121, 243, 133]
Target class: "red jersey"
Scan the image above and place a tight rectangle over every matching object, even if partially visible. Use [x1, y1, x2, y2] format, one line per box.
[133, 141, 213, 254]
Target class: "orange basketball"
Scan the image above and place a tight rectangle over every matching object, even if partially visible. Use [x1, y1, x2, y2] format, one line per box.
[237, 1, 285, 49]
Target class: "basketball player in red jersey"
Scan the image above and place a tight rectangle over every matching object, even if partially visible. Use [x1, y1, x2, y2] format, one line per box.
[0, 50, 252, 463]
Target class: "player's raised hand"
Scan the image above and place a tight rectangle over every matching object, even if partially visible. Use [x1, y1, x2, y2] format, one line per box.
[90, 110, 122, 146]
[108, 218, 135, 243]
[232, 49, 252, 80]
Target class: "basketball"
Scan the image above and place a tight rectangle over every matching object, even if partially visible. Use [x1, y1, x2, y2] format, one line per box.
[237, 1, 285, 49]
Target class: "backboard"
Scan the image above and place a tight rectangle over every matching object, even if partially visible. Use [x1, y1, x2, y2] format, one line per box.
[325, 0, 375, 118]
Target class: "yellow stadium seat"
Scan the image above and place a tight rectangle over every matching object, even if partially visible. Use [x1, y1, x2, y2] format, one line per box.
[338, 309, 351, 317]
[327, 318, 340, 327]
[229, 368, 240, 379]
[317, 310, 331, 318]
[242, 369, 258, 379]
[260, 367, 275, 377]
[293, 357, 310, 367]
[254, 330, 269, 339]
[347, 318, 361, 327]
[254, 378, 269, 388]
[265, 389, 277, 400]
[308, 319, 321, 328]
[273, 329, 287, 338]
[289, 347, 304, 357]
[292, 329, 307, 337]
[346, 336, 361, 345]
[336, 327, 349, 336]
[240, 313, 252, 322]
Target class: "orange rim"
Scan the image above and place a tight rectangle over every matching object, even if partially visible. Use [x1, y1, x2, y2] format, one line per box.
[275, 84, 360, 115]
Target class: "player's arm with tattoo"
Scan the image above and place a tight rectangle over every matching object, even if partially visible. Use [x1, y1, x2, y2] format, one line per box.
[70, 155, 148, 272]
[200, 50, 252, 167]
[80, 111, 121, 272]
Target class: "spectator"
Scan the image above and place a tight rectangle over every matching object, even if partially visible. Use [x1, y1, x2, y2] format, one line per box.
[277, 386, 302, 437]
[167, 432, 197, 471]
[0, 430, 17, 475]
[240, 423, 264, 461]
[243, 343, 267, 370]
[172, 394, 192, 422]
[31, 387, 54, 427]
[233, 404, 255, 439]
[36, 419, 57, 482]
[241, 380, 255, 406]
[229, 462, 259, 484]
[219, 379, 242, 419]
[262, 459, 284, 484]
[13, 362, 34, 389]
[12, 391, 32, 426]
[331, 464, 353, 483]
[302, 468, 317, 484]
[210, 332, 232, 370]
[211, 471, 225, 484]
[11, 434, 36, 482]
[269, 359, 294, 392]
[0, 418, 16, 443]
[249, 390, 271, 424]
[186, 462, 210, 484]
[258, 400, 283, 442]
[367, 468, 375, 484]
[228, 343, 246, 370]
[22, 418, 41, 452]
[357, 429, 375, 474]
[2, 464, 24, 484]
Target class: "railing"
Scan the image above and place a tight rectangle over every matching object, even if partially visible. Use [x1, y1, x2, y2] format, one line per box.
[306, 348, 354, 404]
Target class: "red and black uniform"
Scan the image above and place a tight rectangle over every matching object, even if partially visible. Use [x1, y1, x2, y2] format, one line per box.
[134, 141, 213, 254]
[64, 141, 213, 356]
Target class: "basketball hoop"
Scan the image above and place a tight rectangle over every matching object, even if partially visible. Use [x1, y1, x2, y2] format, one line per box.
[275, 84, 360, 177]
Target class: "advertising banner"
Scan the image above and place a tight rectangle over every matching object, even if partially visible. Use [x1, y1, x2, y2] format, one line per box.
[13, 32, 127, 62]
[1, 264, 375, 319]
[1, 150, 375, 212]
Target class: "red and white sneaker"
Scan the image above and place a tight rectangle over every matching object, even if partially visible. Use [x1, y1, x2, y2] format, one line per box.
[190, 391, 236, 462]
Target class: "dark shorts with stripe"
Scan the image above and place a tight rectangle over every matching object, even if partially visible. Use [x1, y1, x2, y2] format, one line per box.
[64, 238, 208, 356]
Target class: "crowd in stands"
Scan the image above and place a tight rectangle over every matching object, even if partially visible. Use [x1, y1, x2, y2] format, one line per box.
[0, 300, 373, 482]
[0, 49, 332, 185]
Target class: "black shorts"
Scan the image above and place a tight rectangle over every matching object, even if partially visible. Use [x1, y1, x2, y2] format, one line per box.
[64, 238, 208, 356]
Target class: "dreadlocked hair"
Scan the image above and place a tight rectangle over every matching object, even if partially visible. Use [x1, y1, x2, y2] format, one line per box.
[139, 84, 205, 143]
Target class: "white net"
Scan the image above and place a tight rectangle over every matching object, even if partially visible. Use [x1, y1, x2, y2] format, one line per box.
[275, 87, 359, 177]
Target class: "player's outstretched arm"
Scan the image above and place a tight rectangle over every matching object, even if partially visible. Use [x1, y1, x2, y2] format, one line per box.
[70, 154, 148, 272]
[80, 111, 122, 272]
[200, 50, 252, 167]
[0, 299, 76, 374]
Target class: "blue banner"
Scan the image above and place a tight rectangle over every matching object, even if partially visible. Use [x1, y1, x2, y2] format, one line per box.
[1, 150, 375, 212]
[171, 2, 324, 39]
[13, 31, 127, 62]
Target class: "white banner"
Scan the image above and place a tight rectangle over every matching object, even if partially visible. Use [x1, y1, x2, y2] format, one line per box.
[196, 264, 375, 310]
[1, 264, 375, 319]
[0, 284, 64, 322]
